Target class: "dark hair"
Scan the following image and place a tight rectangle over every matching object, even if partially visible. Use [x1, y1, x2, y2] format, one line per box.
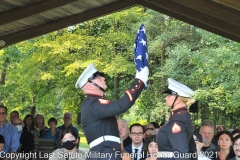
[144, 128, 154, 133]
[159, 122, 165, 127]
[10, 110, 19, 116]
[233, 134, 240, 143]
[150, 122, 160, 128]
[232, 129, 240, 137]
[48, 117, 58, 126]
[217, 130, 233, 142]
[217, 125, 225, 130]
[142, 135, 157, 152]
[129, 123, 144, 133]
[0, 105, 7, 113]
[23, 114, 35, 131]
[61, 128, 79, 149]
[217, 130, 235, 160]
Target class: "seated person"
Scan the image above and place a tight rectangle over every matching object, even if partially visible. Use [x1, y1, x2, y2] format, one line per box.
[43, 117, 62, 149]
[23, 114, 40, 138]
[142, 135, 158, 160]
[13, 117, 34, 156]
[49, 128, 84, 160]
[35, 114, 48, 137]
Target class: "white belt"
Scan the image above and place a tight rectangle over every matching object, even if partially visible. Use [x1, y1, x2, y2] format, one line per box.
[89, 135, 120, 148]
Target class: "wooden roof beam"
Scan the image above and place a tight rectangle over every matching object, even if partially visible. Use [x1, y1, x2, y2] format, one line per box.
[0, 0, 138, 49]
[173, 0, 240, 27]
[0, 0, 79, 25]
[137, 0, 240, 42]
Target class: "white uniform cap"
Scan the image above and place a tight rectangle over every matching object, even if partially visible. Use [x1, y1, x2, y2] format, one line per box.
[163, 78, 195, 98]
[75, 63, 98, 89]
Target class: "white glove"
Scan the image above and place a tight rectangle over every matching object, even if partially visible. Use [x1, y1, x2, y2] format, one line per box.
[135, 66, 149, 87]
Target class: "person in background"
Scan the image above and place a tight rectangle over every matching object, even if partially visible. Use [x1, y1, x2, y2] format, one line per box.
[57, 112, 79, 147]
[145, 123, 154, 130]
[49, 128, 84, 160]
[193, 132, 211, 160]
[229, 134, 240, 160]
[0, 105, 19, 158]
[232, 129, 240, 138]
[124, 123, 147, 160]
[118, 119, 132, 148]
[43, 117, 62, 149]
[0, 135, 5, 151]
[212, 125, 225, 146]
[212, 131, 234, 160]
[13, 117, 34, 159]
[144, 128, 154, 140]
[199, 120, 218, 159]
[149, 122, 160, 129]
[142, 135, 158, 160]
[10, 110, 19, 124]
[35, 114, 48, 137]
[194, 125, 200, 133]
[23, 114, 40, 138]
[157, 78, 197, 160]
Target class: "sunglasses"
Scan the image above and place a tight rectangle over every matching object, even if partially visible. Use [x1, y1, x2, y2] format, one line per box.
[88, 72, 105, 81]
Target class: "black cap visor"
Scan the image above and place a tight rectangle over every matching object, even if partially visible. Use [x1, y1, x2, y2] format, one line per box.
[163, 88, 177, 95]
[88, 71, 105, 81]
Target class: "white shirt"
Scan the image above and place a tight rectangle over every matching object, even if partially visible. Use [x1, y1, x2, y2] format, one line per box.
[132, 143, 143, 160]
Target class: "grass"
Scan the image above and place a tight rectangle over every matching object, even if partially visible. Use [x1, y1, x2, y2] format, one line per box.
[79, 130, 90, 149]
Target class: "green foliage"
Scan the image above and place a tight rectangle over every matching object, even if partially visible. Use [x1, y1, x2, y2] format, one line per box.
[0, 7, 239, 129]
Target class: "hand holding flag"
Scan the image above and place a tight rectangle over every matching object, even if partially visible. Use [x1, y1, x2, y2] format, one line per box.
[134, 24, 149, 89]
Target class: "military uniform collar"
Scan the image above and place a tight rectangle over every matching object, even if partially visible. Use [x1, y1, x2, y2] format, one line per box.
[170, 107, 187, 116]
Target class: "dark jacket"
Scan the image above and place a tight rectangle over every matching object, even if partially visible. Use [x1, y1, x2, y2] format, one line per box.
[157, 107, 197, 160]
[228, 157, 236, 160]
[19, 127, 34, 159]
[57, 124, 79, 148]
[124, 143, 147, 160]
[81, 79, 144, 160]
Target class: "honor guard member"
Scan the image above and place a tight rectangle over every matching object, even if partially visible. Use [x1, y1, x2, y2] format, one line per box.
[75, 62, 149, 160]
[157, 78, 197, 160]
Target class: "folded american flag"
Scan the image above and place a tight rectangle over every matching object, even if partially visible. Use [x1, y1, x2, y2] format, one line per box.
[134, 24, 149, 72]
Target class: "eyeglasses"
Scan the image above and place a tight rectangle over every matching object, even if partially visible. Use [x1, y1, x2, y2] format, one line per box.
[234, 143, 240, 147]
[88, 71, 105, 81]
[0, 112, 6, 115]
[14, 123, 22, 125]
[62, 136, 76, 142]
[131, 132, 143, 136]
